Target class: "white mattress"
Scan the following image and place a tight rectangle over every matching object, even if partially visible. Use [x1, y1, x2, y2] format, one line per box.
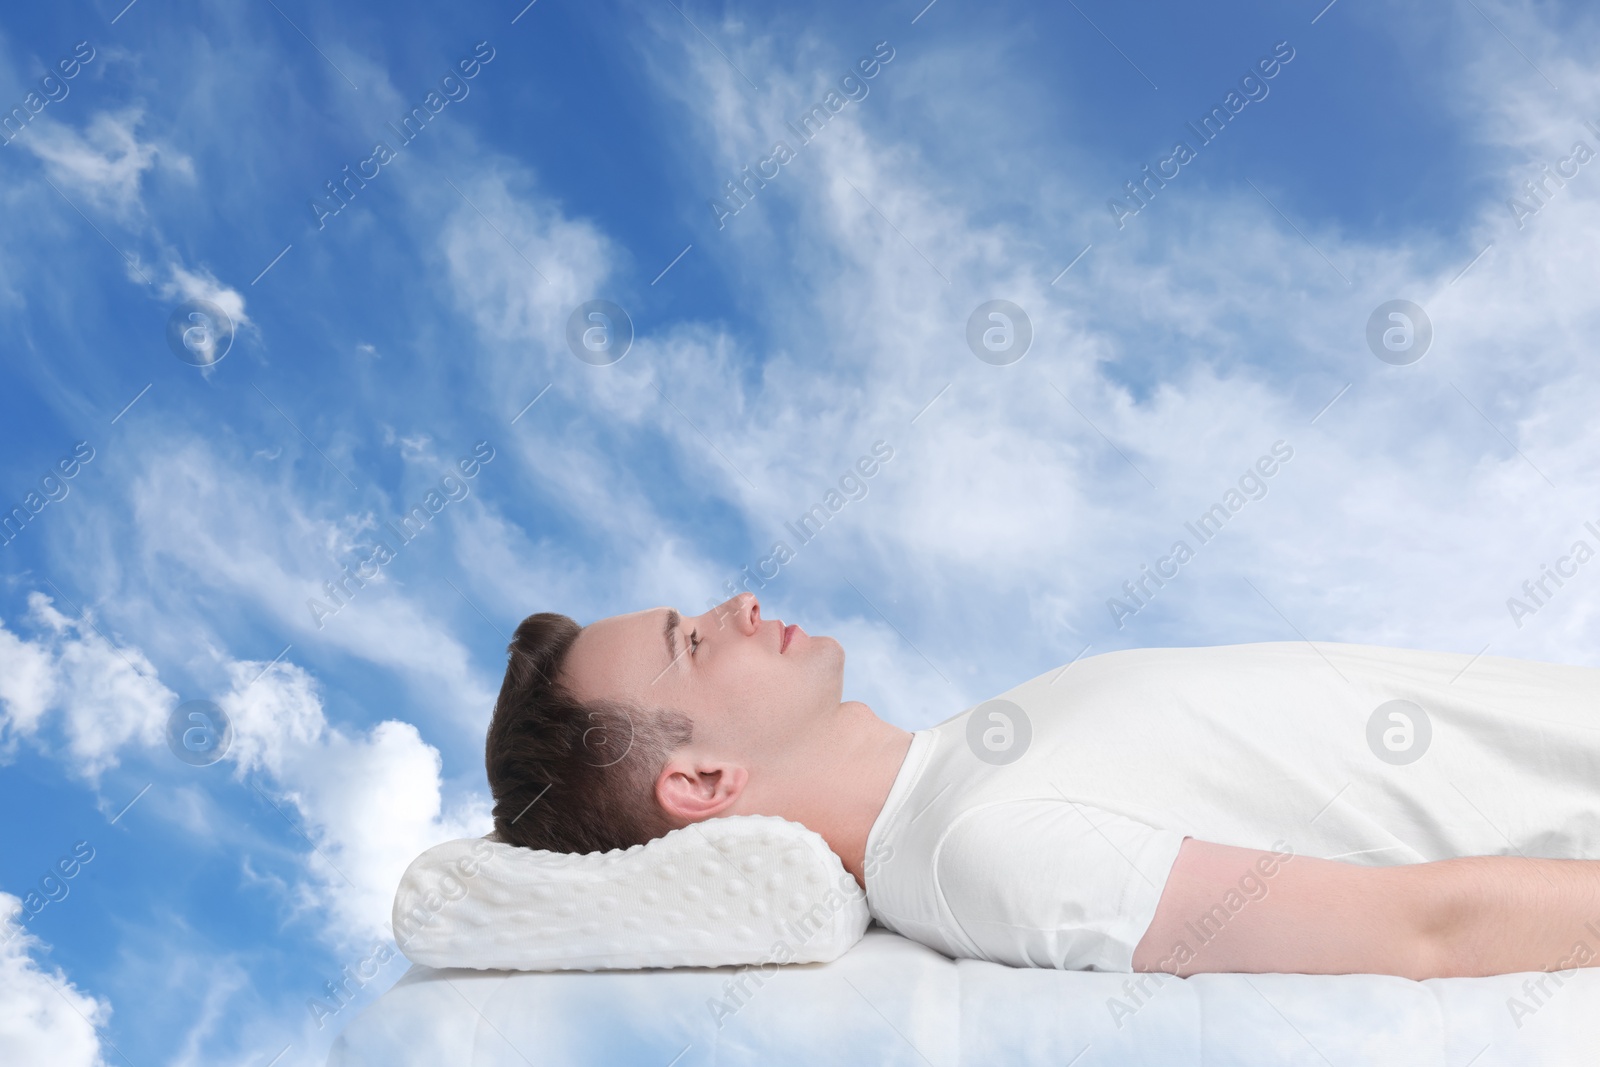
[328, 925, 1599, 1065]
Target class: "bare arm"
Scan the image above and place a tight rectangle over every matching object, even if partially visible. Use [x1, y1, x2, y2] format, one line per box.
[1132, 837, 1600, 978]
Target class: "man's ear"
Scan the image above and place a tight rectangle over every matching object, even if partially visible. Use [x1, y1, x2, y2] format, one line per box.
[656, 754, 749, 824]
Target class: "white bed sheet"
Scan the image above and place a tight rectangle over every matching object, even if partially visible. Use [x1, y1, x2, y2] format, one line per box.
[328, 925, 1600, 1065]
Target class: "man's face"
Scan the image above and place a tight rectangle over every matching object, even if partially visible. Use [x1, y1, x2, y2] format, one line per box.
[560, 592, 846, 769]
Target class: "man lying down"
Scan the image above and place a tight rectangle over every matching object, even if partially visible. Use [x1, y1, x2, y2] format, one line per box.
[483, 592, 1600, 978]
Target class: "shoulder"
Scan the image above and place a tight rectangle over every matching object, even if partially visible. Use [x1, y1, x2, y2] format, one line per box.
[935, 798, 1183, 893]
[932, 799, 1186, 970]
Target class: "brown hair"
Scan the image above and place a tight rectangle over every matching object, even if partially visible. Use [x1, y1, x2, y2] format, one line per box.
[484, 612, 694, 854]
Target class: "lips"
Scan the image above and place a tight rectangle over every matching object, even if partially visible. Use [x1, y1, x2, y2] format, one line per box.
[781, 623, 797, 653]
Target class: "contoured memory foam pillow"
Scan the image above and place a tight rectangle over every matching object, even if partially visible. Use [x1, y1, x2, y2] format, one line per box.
[392, 814, 871, 971]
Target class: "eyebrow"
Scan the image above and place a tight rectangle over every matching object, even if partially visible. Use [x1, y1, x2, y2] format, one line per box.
[662, 608, 681, 670]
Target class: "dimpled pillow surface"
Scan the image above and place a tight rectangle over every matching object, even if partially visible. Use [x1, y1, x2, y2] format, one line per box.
[391, 814, 871, 971]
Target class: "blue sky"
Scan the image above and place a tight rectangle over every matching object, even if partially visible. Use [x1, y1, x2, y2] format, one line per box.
[2, 0, 1599, 1063]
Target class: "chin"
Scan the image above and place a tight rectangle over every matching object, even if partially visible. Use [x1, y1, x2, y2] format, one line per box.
[813, 633, 845, 662]
[817, 636, 847, 686]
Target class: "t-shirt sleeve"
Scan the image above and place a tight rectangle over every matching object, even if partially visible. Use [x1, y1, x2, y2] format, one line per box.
[932, 798, 1186, 972]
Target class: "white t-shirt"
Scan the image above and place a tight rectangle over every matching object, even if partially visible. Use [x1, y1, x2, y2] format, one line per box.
[862, 641, 1600, 971]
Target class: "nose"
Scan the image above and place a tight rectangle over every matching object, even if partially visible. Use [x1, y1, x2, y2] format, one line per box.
[710, 592, 760, 634]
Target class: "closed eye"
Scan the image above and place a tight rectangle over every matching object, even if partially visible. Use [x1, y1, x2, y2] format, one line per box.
[689, 629, 701, 656]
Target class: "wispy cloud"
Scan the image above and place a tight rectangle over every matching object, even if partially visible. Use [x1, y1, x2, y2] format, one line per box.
[3, 1, 1600, 1063]
[19, 106, 190, 221]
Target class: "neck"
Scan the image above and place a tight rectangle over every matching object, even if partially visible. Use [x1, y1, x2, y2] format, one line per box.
[759, 700, 913, 889]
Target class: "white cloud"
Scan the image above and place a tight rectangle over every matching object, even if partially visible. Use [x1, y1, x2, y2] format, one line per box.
[436, 166, 614, 348]
[219, 658, 491, 948]
[0, 579, 492, 954]
[0, 593, 174, 780]
[96, 438, 501, 736]
[0, 897, 109, 1067]
[1, 595, 492, 955]
[0, 614, 55, 744]
[20, 106, 191, 220]
[4, 7, 1600, 1063]
[158, 260, 252, 332]
[420, 4, 1600, 730]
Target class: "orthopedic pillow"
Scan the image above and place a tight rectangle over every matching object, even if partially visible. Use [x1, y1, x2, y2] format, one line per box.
[391, 814, 871, 971]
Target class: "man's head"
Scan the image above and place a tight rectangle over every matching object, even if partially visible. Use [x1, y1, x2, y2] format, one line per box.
[484, 593, 847, 854]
